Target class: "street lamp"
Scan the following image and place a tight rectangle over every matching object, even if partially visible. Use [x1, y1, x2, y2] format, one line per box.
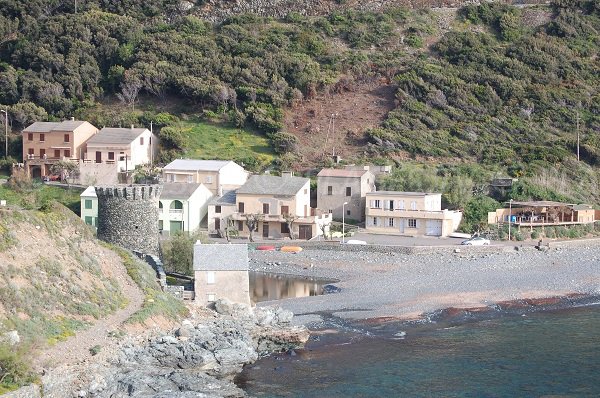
[508, 199, 513, 241]
[0, 110, 7, 159]
[342, 201, 348, 244]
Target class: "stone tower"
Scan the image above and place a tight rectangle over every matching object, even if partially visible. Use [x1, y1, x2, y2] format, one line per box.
[95, 185, 162, 256]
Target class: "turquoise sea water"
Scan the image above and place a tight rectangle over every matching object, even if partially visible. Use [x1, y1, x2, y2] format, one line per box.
[237, 304, 600, 397]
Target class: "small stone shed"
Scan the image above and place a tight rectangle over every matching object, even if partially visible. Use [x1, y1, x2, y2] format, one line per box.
[193, 242, 250, 307]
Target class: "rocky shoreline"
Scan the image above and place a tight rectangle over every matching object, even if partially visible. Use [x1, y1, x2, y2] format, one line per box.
[8, 301, 308, 398]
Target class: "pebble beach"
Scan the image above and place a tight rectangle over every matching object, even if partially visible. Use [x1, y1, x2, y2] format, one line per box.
[248, 243, 600, 325]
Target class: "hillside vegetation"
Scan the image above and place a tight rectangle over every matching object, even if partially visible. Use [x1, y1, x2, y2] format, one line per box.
[0, 1, 599, 199]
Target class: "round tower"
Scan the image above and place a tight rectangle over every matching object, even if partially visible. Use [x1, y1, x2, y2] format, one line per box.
[95, 185, 162, 256]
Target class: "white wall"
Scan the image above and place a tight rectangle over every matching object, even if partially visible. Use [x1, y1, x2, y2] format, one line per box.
[129, 129, 156, 168]
[219, 162, 249, 191]
[294, 180, 311, 217]
[158, 185, 213, 234]
[80, 195, 98, 226]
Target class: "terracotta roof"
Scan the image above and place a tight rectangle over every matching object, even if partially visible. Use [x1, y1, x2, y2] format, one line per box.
[317, 169, 369, 178]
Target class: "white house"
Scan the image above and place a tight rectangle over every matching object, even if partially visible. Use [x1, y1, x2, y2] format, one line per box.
[159, 183, 213, 235]
[80, 186, 98, 227]
[162, 159, 248, 196]
[85, 126, 158, 172]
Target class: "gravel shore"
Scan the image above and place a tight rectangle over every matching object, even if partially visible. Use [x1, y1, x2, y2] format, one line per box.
[249, 244, 600, 326]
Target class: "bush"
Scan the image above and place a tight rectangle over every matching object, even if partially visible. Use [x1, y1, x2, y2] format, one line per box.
[530, 229, 540, 239]
[0, 344, 36, 393]
[514, 231, 524, 241]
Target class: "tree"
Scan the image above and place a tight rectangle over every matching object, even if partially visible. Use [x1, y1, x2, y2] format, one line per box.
[283, 213, 298, 240]
[116, 73, 142, 111]
[50, 160, 78, 186]
[162, 231, 194, 275]
[244, 213, 262, 242]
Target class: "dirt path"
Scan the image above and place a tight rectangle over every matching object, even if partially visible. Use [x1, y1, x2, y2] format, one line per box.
[34, 257, 145, 371]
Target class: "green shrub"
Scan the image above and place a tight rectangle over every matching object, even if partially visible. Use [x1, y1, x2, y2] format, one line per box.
[0, 344, 36, 394]
[514, 231, 524, 241]
[89, 345, 102, 356]
[530, 230, 540, 239]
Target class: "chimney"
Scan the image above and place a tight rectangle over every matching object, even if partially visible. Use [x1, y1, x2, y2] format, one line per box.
[218, 186, 223, 197]
[281, 171, 293, 178]
[71, 117, 75, 121]
[131, 124, 135, 130]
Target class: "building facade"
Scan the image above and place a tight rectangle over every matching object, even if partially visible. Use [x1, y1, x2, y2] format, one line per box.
[22, 120, 98, 178]
[193, 242, 250, 307]
[316, 168, 375, 222]
[487, 201, 596, 227]
[84, 126, 157, 172]
[229, 173, 331, 240]
[162, 159, 248, 196]
[158, 183, 213, 235]
[365, 191, 462, 237]
[207, 190, 238, 235]
[80, 186, 98, 227]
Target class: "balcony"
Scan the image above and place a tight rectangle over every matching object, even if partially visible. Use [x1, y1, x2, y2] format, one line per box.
[167, 209, 184, 221]
[367, 207, 455, 220]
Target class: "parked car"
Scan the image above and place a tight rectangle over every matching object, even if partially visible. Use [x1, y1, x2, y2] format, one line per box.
[344, 239, 368, 245]
[461, 236, 491, 246]
[42, 174, 61, 182]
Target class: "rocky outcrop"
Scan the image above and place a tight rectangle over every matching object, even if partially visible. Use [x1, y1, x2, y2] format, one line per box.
[41, 300, 309, 398]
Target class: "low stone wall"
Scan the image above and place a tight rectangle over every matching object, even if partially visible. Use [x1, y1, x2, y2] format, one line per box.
[249, 240, 518, 255]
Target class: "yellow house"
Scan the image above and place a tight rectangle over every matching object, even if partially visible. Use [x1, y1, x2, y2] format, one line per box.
[365, 191, 462, 237]
[22, 119, 98, 178]
[230, 173, 331, 240]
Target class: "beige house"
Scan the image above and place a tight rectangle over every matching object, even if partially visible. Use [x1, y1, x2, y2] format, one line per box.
[158, 183, 213, 235]
[193, 242, 250, 307]
[488, 201, 596, 228]
[22, 119, 98, 178]
[365, 191, 462, 237]
[207, 190, 238, 235]
[162, 159, 248, 195]
[317, 168, 375, 222]
[230, 173, 331, 240]
[84, 127, 157, 172]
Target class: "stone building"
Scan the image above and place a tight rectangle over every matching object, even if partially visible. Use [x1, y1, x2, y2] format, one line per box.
[193, 242, 250, 307]
[95, 185, 162, 256]
[316, 168, 375, 223]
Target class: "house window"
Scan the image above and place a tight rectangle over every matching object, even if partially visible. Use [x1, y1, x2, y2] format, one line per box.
[372, 217, 378, 226]
[28, 133, 33, 141]
[327, 186, 333, 195]
[304, 188, 308, 195]
[187, 175, 193, 183]
[108, 152, 114, 160]
[140, 137, 144, 145]
[238, 202, 244, 213]
[238, 221, 244, 231]
[408, 219, 417, 228]
[84, 216, 93, 225]
[398, 201, 405, 210]
[411, 201, 417, 210]
[346, 209, 351, 216]
[39, 133, 45, 142]
[388, 218, 394, 227]
[373, 200, 381, 208]
[64, 149, 70, 158]
[207, 271, 215, 284]
[40, 149, 45, 158]
[84, 199, 93, 210]
[281, 222, 290, 233]
[206, 176, 212, 183]
[328, 209, 333, 214]
[207, 293, 216, 302]
[281, 205, 289, 215]
[263, 203, 270, 214]
[28, 148, 34, 155]
[168, 174, 175, 182]
[54, 149, 60, 158]
[158, 220, 163, 231]
[388, 200, 394, 210]
[171, 200, 183, 210]
[64, 134, 70, 143]
[346, 187, 351, 196]
[215, 205, 221, 214]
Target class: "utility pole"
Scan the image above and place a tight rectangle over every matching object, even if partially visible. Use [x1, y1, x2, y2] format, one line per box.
[576, 110, 580, 161]
[74, 0, 78, 14]
[1, 110, 7, 159]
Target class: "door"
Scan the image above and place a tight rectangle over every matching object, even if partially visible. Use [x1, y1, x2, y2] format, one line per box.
[298, 225, 312, 240]
[95, 151, 102, 163]
[399, 219, 405, 234]
[214, 218, 221, 231]
[169, 221, 183, 233]
[426, 220, 442, 236]
[40, 149, 45, 159]
[262, 222, 269, 238]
